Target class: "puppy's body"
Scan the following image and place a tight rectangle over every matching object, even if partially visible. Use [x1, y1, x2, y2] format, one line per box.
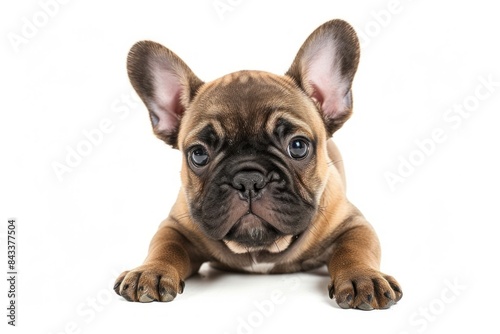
[115, 20, 402, 310]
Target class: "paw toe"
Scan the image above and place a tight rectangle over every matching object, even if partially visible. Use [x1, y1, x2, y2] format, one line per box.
[357, 302, 374, 311]
[384, 275, 403, 301]
[336, 292, 354, 309]
[159, 288, 176, 302]
[138, 294, 155, 303]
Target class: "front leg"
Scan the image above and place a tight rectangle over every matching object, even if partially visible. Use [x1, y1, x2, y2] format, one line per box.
[114, 222, 204, 302]
[327, 219, 402, 310]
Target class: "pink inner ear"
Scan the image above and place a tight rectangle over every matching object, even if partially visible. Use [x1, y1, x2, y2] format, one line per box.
[310, 85, 325, 105]
[151, 68, 184, 133]
[304, 40, 348, 119]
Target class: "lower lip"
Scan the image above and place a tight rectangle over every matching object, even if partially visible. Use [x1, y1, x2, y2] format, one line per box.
[223, 234, 300, 254]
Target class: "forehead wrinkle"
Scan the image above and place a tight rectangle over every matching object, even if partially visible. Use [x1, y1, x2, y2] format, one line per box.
[266, 110, 314, 139]
[211, 119, 225, 139]
[183, 117, 225, 147]
[265, 110, 287, 134]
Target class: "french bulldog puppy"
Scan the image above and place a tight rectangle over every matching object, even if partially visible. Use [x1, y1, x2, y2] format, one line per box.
[114, 19, 402, 310]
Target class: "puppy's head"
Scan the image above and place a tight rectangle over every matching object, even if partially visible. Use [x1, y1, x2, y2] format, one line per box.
[127, 20, 360, 254]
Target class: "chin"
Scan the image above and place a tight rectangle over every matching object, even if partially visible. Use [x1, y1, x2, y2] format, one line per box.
[218, 212, 304, 254]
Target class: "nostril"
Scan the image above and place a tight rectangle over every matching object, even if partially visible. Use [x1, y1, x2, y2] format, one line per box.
[254, 177, 266, 190]
[233, 182, 244, 191]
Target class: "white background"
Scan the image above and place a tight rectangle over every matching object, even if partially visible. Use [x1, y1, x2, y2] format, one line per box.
[1, 0, 499, 333]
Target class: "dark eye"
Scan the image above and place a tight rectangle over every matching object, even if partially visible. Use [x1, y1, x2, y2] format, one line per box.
[287, 137, 309, 160]
[190, 146, 209, 167]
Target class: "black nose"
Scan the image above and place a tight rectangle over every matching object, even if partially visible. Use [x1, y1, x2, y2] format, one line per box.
[232, 171, 266, 200]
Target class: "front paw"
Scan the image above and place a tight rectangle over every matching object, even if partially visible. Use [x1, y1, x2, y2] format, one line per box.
[114, 262, 184, 302]
[328, 268, 402, 310]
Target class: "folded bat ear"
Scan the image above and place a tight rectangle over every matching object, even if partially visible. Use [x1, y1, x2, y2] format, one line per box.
[127, 41, 203, 148]
[286, 20, 360, 135]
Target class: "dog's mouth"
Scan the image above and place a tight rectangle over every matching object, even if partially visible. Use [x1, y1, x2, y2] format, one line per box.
[222, 213, 300, 254]
[223, 235, 299, 254]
